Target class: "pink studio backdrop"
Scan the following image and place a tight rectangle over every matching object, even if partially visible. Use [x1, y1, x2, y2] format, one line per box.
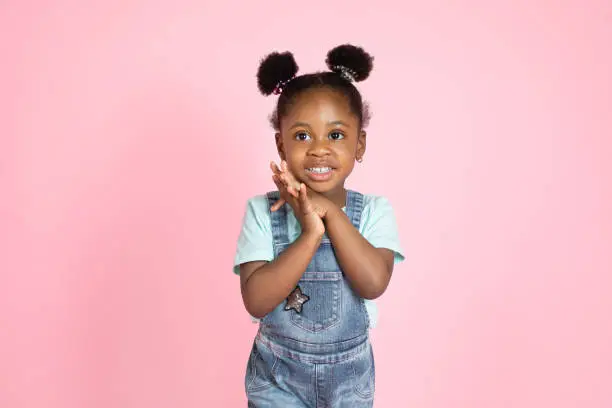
[1, 1, 611, 407]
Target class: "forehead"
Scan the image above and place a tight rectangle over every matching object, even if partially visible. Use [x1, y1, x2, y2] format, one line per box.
[284, 88, 355, 124]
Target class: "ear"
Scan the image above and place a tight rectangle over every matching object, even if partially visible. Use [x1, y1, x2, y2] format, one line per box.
[275, 132, 286, 160]
[356, 130, 366, 161]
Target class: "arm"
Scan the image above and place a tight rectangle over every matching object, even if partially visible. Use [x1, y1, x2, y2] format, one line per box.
[240, 178, 325, 319]
[239, 231, 321, 318]
[269, 161, 396, 299]
[324, 205, 395, 299]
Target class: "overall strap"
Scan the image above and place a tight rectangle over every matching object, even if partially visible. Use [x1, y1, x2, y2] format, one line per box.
[345, 190, 365, 230]
[266, 191, 290, 245]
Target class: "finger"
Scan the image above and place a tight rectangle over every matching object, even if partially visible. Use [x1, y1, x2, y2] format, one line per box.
[270, 161, 281, 175]
[298, 183, 313, 213]
[277, 160, 301, 190]
[279, 172, 293, 188]
[280, 171, 299, 191]
[284, 174, 299, 197]
[291, 177, 301, 192]
[272, 175, 284, 191]
[272, 175, 290, 201]
[277, 162, 301, 197]
[270, 198, 286, 211]
[272, 174, 294, 211]
[284, 170, 301, 191]
[287, 185, 299, 198]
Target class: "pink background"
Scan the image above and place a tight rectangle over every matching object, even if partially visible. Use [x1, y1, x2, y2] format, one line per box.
[2, 1, 611, 407]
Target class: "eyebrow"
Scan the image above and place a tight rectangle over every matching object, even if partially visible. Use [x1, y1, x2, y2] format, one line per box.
[328, 120, 350, 128]
[289, 120, 350, 129]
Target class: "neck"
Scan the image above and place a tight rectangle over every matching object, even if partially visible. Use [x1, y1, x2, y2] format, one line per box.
[322, 186, 347, 208]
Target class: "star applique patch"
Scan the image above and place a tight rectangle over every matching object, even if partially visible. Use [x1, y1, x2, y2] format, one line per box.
[284, 286, 310, 313]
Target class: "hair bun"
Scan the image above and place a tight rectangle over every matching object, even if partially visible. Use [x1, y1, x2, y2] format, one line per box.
[256, 51, 299, 96]
[325, 44, 374, 82]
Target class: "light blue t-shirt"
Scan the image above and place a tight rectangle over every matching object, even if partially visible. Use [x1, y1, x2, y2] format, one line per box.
[233, 193, 405, 328]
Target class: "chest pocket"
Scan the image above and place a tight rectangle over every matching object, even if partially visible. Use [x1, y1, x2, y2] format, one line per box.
[275, 241, 343, 333]
[290, 270, 342, 332]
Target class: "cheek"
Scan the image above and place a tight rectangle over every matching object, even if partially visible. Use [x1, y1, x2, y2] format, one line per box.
[337, 145, 356, 162]
[286, 148, 306, 169]
[343, 159, 356, 173]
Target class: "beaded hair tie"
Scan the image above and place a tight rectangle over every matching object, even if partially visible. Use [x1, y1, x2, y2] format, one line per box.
[272, 64, 357, 95]
[272, 76, 295, 95]
[332, 65, 358, 82]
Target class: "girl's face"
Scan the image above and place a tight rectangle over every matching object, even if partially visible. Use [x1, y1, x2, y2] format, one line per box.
[276, 88, 366, 203]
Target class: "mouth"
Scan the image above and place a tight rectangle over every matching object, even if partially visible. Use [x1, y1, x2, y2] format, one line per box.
[305, 166, 334, 182]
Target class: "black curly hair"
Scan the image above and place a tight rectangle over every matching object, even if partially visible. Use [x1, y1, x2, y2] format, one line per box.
[256, 44, 374, 131]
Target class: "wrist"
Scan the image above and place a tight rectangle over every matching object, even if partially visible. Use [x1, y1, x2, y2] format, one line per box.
[301, 228, 324, 244]
[322, 204, 342, 221]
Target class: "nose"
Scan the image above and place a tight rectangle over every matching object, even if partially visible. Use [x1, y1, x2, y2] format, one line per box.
[307, 138, 331, 157]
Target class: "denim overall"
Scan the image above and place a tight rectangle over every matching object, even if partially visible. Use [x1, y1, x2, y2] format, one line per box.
[245, 190, 375, 408]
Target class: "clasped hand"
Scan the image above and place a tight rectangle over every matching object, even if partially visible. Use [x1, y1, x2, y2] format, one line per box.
[270, 161, 330, 237]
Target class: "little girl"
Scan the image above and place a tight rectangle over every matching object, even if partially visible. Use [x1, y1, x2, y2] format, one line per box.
[233, 44, 405, 407]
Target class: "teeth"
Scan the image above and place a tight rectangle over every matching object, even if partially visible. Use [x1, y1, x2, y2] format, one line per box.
[307, 167, 332, 173]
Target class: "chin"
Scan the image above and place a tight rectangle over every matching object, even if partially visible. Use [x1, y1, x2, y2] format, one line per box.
[306, 183, 330, 193]
[304, 180, 344, 195]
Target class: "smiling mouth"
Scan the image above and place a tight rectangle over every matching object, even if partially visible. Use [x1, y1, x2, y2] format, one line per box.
[305, 167, 335, 182]
[306, 167, 333, 173]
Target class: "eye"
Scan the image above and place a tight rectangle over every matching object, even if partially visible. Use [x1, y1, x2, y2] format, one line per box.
[329, 131, 345, 140]
[295, 132, 311, 141]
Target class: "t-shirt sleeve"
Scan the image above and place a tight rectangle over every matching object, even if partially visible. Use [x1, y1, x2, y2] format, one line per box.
[361, 196, 406, 264]
[233, 196, 275, 275]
